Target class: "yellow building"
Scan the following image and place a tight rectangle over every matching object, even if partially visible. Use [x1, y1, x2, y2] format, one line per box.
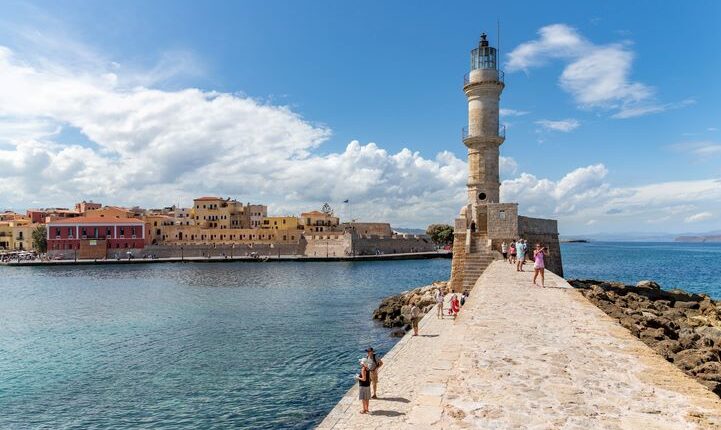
[300, 211, 340, 232]
[261, 216, 300, 230]
[191, 197, 267, 229]
[0, 219, 35, 251]
[159, 224, 300, 245]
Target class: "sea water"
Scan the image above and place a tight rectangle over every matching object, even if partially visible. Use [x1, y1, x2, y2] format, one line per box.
[562, 241, 721, 299]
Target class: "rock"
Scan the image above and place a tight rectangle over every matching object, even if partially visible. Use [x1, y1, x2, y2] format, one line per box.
[640, 327, 666, 343]
[696, 327, 721, 347]
[654, 339, 682, 361]
[674, 348, 721, 371]
[636, 280, 661, 291]
[674, 301, 700, 310]
[389, 328, 406, 338]
[678, 327, 701, 349]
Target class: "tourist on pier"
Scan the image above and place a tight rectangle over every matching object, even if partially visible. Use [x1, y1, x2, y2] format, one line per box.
[409, 304, 421, 335]
[516, 239, 526, 272]
[355, 358, 371, 414]
[509, 241, 517, 264]
[366, 347, 383, 399]
[435, 288, 445, 319]
[501, 241, 508, 261]
[450, 294, 460, 319]
[460, 291, 467, 306]
[533, 243, 547, 287]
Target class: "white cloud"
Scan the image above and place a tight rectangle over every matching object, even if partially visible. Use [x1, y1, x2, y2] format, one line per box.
[672, 141, 721, 158]
[507, 24, 679, 119]
[685, 212, 713, 223]
[535, 119, 580, 132]
[499, 108, 530, 117]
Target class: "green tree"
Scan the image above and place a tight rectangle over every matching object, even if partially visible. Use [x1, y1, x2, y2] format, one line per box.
[426, 224, 454, 246]
[32, 224, 47, 253]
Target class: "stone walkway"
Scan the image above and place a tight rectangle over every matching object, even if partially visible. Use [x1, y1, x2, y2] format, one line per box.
[317, 261, 721, 429]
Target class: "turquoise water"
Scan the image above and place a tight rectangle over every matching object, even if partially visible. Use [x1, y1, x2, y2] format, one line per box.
[562, 241, 721, 299]
[0, 260, 450, 429]
[2, 242, 720, 429]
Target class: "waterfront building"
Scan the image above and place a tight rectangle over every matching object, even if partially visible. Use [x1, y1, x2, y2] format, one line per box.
[300, 211, 340, 232]
[47, 216, 146, 259]
[74, 201, 102, 213]
[449, 33, 562, 292]
[26, 208, 80, 224]
[85, 206, 139, 219]
[191, 197, 267, 229]
[342, 222, 393, 237]
[261, 216, 300, 230]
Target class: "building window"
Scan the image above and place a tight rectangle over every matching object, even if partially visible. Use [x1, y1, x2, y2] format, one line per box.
[499, 210, 506, 220]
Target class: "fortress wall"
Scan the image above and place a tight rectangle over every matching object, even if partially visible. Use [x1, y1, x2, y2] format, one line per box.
[303, 234, 350, 257]
[353, 236, 435, 256]
[518, 216, 563, 276]
[144, 243, 303, 258]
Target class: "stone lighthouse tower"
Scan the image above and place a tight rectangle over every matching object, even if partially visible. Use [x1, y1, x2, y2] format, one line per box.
[464, 33, 504, 209]
[449, 33, 563, 292]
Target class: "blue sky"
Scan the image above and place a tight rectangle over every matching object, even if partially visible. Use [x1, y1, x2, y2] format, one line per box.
[1, 0, 720, 234]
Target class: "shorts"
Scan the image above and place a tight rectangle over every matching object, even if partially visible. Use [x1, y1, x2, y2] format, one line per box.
[517, 253, 525, 260]
[534, 264, 544, 270]
[370, 370, 378, 383]
[411, 317, 419, 330]
[502, 252, 507, 258]
[359, 386, 371, 400]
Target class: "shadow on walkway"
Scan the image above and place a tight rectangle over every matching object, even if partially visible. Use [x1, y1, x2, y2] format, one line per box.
[377, 396, 410, 403]
[370, 410, 406, 417]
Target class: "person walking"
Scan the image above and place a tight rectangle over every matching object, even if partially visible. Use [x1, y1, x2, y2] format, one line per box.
[366, 347, 383, 399]
[355, 358, 371, 413]
[516, 238, 526, 272]
[460, 291, 467, 306]
[410, 304, 421, 336]
[533, 243, 547, 287]
[450, 294, 460, 319]
[501, 241, 508, 261]
[435, 288, 445, 319]
[509, 241, 517, 264]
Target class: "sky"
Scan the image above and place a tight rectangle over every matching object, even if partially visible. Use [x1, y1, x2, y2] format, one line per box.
[0, 0, 720, 235]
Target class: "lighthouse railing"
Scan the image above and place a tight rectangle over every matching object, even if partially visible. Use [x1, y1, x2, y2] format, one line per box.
[462, 124, 506, 140]
[463, 70, 504, 87]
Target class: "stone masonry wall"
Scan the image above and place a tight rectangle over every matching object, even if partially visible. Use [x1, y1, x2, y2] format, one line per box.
[449, 232, 468, 292]
[518, 215, 563, 276]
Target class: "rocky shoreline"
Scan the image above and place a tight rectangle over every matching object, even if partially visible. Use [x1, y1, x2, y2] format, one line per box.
[571, 279, 721, 396]
[372, 281, 447, 336]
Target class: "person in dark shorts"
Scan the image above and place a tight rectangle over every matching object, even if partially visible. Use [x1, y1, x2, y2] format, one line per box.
[356, 358, 371, 414]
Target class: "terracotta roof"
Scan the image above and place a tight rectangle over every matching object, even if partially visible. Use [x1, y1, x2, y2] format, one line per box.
[301, 211, 325, 216]
[48, 216, 145, 225]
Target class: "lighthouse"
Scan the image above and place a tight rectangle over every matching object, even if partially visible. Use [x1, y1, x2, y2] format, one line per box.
[449, 32, 562, 292]
[463, 33, 505, 207]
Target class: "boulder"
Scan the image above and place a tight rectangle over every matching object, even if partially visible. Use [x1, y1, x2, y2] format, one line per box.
[696, 327, 721, 347]
[636, 280, 661, 291]
[653, 339, 682, 361]
[674, 348, 721, 371]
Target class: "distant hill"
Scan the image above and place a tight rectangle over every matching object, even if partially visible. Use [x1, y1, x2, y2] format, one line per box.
[559, 230, 721, 243]
[675, 233, 721, 243]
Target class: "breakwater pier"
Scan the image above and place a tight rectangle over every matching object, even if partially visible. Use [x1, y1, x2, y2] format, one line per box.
[318, 261, 721, 429]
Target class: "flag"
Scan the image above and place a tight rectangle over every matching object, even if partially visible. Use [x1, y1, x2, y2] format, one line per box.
[343, 199, 349, 203]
